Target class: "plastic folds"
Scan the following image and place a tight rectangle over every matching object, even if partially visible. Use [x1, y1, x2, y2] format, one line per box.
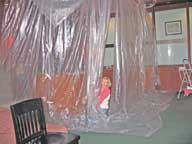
[0, 0, 172, 136]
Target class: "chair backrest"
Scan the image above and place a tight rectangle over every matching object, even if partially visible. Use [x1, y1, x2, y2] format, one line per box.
[10, 98, 48, 144]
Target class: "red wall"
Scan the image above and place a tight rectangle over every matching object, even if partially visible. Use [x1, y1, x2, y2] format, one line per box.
[157, 65, 181, 91]
[103, 65, 182, 92]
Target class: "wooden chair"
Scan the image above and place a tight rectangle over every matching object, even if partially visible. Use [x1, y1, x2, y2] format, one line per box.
[10, 98, 80, 144]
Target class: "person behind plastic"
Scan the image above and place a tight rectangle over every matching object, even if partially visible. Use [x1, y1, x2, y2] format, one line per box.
[97, 76, 112, 116]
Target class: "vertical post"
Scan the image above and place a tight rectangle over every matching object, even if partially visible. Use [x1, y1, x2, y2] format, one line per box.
[152, 7, 156, 27]
[152, 6, 156, 47]
[151, 6, 160, 90]
[0, 0, 4, 63]
[186, 2, 191, 63]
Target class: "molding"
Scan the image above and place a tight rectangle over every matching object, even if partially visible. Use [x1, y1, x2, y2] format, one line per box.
[156, 38, 186, 44]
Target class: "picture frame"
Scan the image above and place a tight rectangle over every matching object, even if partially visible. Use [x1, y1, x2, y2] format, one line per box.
[165, 20, 182, 35]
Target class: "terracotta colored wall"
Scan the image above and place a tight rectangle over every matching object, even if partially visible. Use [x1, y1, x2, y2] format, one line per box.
[157, 65, 181, 91]
[34, 74, 85, 115]
[103, 65, 182, 92]
[34, 65, 182, 116]
[144, 66, 156, 90]
[102, 66, 113, 81]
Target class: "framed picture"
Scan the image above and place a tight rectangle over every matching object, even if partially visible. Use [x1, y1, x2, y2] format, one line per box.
[165, 20, 182, 35]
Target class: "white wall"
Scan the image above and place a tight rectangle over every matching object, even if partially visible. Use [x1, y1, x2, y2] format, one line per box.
[106, 18, 115, 45]
[104, 48, 114, 66]
[104, 17, 115, 66]
[189, 7, 192, 61]
[155, 8, 188, 65]
[105, 9, 189, 66]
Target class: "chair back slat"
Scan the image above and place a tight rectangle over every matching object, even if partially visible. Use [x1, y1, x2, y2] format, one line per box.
[23, 113, 29, 138]
[29, 111, 35, 134]
[19, 115, 25, 139]
[10, 98, 48, 144]
[26, 112, 32, 136]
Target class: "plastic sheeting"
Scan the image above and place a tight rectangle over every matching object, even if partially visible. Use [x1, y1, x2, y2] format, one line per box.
[0, 0, 173, 136]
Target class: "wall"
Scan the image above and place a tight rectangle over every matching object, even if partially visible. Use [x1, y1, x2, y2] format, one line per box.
[190, 7, 192, 61]
[104, 17, 115, 67]
[103, 8, 190, 91]
[153, 8, 188, 91]
[155, 8, 188, 65]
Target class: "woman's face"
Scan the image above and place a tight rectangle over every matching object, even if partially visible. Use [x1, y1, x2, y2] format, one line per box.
[102, 79, 108, 87]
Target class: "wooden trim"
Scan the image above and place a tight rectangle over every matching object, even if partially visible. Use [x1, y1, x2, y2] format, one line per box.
[157, 64, 183, 67]
[110, 13, 115, 18]
[147, 3, 187, 12]
[105, 44, 114, 48]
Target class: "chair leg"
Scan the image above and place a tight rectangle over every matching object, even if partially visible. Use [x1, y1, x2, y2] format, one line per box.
[177, 78, 185, 99]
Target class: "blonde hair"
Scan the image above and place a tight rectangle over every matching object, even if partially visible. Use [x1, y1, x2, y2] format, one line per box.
[102, 76, 112, 88]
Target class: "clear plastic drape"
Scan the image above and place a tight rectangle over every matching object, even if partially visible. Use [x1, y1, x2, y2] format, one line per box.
[112, 0, 158, 113]
[0, 0, 173, 137]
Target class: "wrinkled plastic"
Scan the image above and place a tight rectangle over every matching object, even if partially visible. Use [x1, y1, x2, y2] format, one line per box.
[0, 0, 173, 136]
